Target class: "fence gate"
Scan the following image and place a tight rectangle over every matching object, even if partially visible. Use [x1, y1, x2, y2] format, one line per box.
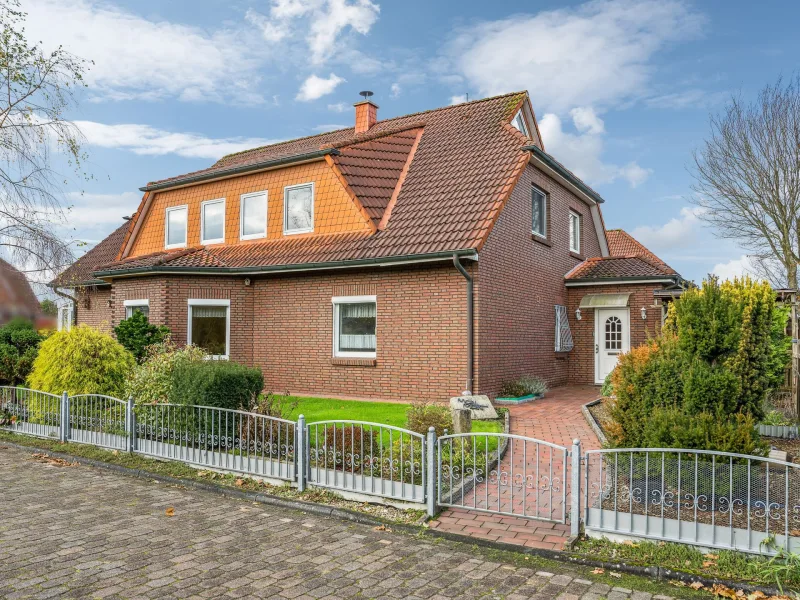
[303, 420, 427, 504]
[437, 433, 571, 524]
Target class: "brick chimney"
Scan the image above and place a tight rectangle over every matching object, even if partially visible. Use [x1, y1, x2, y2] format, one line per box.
[354, 91, 378, 134]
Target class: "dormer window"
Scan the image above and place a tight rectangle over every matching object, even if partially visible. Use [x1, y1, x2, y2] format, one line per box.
[513, 109, 529, 137]
[284, 183, 314, 235]
[201, 199, 225, 245]
[165, 205, 188, 249]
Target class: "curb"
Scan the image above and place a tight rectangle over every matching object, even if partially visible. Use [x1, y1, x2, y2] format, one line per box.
[0, 436, 786, 597]
[581, 397, 608, 446]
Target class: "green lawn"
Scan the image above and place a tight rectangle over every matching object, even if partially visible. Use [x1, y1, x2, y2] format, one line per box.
[285, 396, 503, 434]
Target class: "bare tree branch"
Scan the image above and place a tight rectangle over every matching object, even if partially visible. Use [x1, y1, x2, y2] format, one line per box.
[692, 75, 800, 287]
[0, 0, 91, 274]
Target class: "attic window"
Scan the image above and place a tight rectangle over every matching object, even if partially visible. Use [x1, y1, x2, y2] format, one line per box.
[284, 183, 314, 235]
[201, 199, 226, 245]
[165, 205, 188, 249]
[513, 110, 529, 137]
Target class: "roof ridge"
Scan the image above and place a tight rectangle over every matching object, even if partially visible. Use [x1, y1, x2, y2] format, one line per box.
[213, 91, 527, 166]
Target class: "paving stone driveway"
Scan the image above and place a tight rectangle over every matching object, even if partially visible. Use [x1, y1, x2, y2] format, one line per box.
[0, 445, 680, 600]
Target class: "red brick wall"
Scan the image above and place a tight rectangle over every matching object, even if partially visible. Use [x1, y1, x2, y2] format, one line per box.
[74, 286, 113, 332]
[475, 163, 603, 397]
[566, 283, 664, 384]
[104, 264, 468, 403]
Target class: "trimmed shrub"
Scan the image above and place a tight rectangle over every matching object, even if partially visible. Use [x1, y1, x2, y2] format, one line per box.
[518, 375, 548, 396]
[169, 360, 264, 411]
[113, 312, 170, 363]
[406, 402, 452, 437]
[600, 370, 615, 397]
[0, 318, 43, 385]
[27, 325, 134, 397]
[124, 339, 206, 404]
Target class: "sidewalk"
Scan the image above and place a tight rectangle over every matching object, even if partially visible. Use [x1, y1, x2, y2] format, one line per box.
[429, 385, 601, 550]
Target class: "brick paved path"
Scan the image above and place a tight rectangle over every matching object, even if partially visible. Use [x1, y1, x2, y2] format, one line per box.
[0, 444, 684, 600]
[430, 386, 600, 550]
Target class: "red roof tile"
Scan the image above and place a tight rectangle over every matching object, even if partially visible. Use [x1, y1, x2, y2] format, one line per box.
[607, 229, 669, 267]
[566, 255, 677, 281]
[0, 259, 40, 318]
[97, 92, 535, 275]
[52, 221, 131, 286]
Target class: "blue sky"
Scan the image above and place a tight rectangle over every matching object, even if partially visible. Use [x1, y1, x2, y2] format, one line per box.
[22, 0, 800, 284]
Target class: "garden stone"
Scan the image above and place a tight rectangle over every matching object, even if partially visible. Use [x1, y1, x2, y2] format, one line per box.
[449, 395, 498, 420]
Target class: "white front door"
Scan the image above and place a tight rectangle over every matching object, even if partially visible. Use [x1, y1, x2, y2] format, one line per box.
[595, 308, 630, 384]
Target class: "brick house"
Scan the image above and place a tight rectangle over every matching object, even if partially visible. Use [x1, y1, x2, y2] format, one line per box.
[52, 92, 685, 400]
[0, 259, 49, 328]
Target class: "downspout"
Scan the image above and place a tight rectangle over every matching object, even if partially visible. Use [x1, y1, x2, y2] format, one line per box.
[453, 254, 474, 395]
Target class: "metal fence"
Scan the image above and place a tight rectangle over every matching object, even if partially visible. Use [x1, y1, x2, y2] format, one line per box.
[3, 385, 800, 556]
[303, 419, 428, 505]
[584, 448, 800, 554]
[134, 403, 296, 481]
[437, 433, 572, 523]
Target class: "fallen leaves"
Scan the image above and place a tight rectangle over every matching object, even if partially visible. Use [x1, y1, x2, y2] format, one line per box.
[591, 568, 604, 575]
[31, 453, 76, 467]
[165, 507, 175, 517]
[690, 581, 705, 590]
[373, 525, 392, 533]
[710, 584, 791, 600]
[234, 479, 244, 487]
[609, 571, 622, 578]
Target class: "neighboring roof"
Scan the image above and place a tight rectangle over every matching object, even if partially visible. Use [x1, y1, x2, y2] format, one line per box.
[99, 92, 548, 276]
[0, 259, 40, 317]
[565, 255, 678, 282]
[52, 221, 131, 287]
[606, 229, 668, 266]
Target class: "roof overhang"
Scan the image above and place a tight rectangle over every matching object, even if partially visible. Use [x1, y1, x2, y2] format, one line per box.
[140, 148, 341, 193]
[579, 293, 631, 308]
[92, 249, 479, 281]
[48, 278, 110, 290]
[565, 276, 679, 287]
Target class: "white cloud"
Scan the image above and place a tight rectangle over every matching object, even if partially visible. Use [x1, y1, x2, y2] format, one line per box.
[296, 73, 346, 101]
[570, 106, 605, 134]
[444, 0, 705, 113]
[24, 0, 266, 104]
[645, 89, 728, 109]
[630, 207, 707, 252]
[63, 192, 142, 231]
[247, 0, 380, 65]
[450, 94, 468, 105]
[538, 113, 651, 187]
[75, 121, 279, 160]
[328, 102, 350, 112]
[712, 255, 759, 282]
[390, 83, 401, 98]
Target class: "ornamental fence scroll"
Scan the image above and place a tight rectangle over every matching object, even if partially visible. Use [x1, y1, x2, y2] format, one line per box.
[2, 385, 800, 556]
[584, 449, 800, 555]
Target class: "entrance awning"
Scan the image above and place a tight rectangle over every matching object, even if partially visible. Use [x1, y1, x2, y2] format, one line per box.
[579, 293, 630, 309]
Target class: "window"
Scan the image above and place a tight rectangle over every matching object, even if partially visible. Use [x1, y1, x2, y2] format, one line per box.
[188, 299, 230, 359]
[240, 191, 267, 240]
[284, 183, 314, 234]
[605, 316, 623, 351]
[554, 305, 574, 352]
[332, 296, 376, 358]
[200, 199, 225, 245]
[513, 109, 529, 137]
[532, 186, 546, 237]
[165, 205, 188, 249]
[569, 211, 581, 253]
[124, 300, 150, 320]
[57, 303, 73, 332]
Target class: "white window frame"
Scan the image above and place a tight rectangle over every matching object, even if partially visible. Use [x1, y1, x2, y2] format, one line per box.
[57, 301, 73, 332]
[200, 198, 226, 245]
[554, 305, 574, 352]
[332, 295, 377, 359]
[569, 210, 581, 254]
[124, 299, 150, 320]
[165, 205, 188, 250]
[513, 109, 529, 137]
[283, 182, 315, 235]
[240, 191, 268, 241]
[532, 186, 547, 238]
[187, 299, 231, 360]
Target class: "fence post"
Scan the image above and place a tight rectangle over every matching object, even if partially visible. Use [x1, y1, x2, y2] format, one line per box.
[60, 391, 69, 443]
[570, 438, 581, 538]
[296, 415, 306, 492]
[126, 396, 135, 453]
[426, 426, 437, 518]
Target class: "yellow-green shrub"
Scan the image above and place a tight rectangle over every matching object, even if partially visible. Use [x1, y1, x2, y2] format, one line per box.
[27, 325, 134, 397]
